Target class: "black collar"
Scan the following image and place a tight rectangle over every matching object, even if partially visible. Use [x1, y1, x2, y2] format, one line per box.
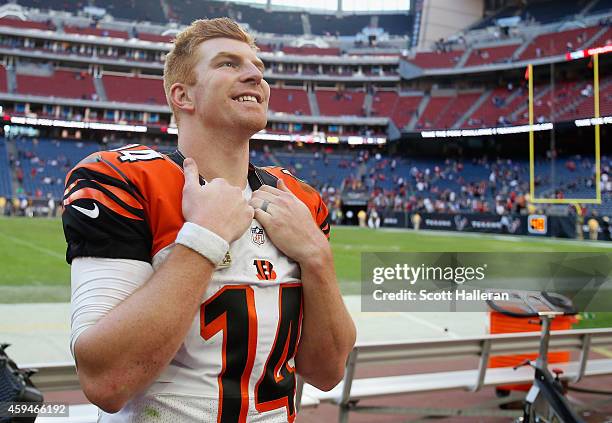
[166, 149, 278, 190]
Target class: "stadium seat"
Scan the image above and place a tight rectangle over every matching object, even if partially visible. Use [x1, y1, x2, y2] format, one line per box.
[16, 70, 96, 99]
[415, 96, 453, 129]
[408, 50, 464, 69]
[316, 90, 366, 117]
[269, 88, 311, 115]
[464, 44, 520, 67]
[391, 95, 422, 128]
[0, 65, 7, 93]
[63, 25, 129, 39]
[519, 27, 600, 60]
[0, 17, 52, 30]
[102, 74, 166, 105]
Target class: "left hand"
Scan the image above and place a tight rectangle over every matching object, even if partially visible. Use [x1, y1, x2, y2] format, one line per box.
[249, 179, 329, 264]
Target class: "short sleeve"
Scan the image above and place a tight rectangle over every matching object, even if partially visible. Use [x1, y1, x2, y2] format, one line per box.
[62, 156, 152, 264]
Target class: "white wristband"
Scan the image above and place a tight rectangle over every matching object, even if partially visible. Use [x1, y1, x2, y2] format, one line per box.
[175, 222, 229, 267]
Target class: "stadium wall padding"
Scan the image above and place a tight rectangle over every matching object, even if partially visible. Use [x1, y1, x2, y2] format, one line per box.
[381, 212, 579, 238]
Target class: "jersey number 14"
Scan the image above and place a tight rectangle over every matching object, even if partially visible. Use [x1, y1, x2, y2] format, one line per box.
[201, 283, 302, 423]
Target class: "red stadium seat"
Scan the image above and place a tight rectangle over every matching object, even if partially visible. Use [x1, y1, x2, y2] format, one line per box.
[281, 46, 341, 56]
[0, 18, 52, 31]
[519, 27, 600, 61]
[391, 95, 422, 128]
[316, 90, 365, 116]
[464, 88, 526, 128]
[416, 96, 453, 129]
[408, 50, 464, 69]
[269, 88, 311, 115]
[464, 44, 519, 67]
[586, 27, 612, 48]
[16, 70, 96, 99]
[102, 74, 166, 105]
[371, 91, 399, 117]
[137, 32, 174, 43]
[64, 25, 130, 39]
[0, 65, 7, 93]
[435, 93, 482, 128]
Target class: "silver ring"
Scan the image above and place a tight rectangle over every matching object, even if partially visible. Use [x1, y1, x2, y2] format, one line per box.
[261, 200, 270, 213]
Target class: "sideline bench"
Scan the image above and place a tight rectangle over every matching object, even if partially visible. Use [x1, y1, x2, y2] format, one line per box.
[299, 328, 612, 422]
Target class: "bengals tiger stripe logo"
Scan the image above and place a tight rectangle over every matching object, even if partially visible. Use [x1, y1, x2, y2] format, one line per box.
[253, 260, 277, 281]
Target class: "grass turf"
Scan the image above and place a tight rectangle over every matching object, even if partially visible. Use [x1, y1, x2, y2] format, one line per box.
[0, 217, 610, 328]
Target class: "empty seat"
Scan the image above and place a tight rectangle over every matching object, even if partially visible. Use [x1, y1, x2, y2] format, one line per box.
[464, 44, 519, 67]
[408, 51, 464, 69]
[269, 88, 311, 115]
[102, 74, 166, 105]
[0, 65, 7, 93]
[519, 27, 600, 60]
[316, 90, 365, 116]
[16, 70, 96, 99]
[64, 25, 129, 39]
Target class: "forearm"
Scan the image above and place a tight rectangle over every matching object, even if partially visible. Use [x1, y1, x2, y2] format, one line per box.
[75, 245, 213, 409]
[295, 247, 356, 391]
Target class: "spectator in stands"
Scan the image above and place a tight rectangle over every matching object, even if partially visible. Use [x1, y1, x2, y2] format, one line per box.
[581, 84, 593, 97]
[15, 165, 23, 184]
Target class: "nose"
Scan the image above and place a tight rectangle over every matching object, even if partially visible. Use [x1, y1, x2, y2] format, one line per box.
[240, 62, 263, 85]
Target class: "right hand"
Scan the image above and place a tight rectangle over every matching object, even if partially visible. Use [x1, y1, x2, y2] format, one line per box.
[182, 158, 254, 243]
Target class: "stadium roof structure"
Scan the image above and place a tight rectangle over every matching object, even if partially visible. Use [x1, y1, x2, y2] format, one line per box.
[213, 0, 411, 13]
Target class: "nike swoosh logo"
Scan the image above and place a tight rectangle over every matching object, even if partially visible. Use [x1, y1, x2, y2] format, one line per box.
[72, 203, 100, 219]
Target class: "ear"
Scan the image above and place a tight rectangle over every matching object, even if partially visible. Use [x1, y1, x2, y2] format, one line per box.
[169, 82, 195, 116]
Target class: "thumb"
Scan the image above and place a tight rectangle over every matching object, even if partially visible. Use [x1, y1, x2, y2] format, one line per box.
[277, 178, 291, 193]
[183, 158, 200, 188]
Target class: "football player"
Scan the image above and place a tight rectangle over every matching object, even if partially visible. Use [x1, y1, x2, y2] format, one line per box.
[63, 18, 356, 422]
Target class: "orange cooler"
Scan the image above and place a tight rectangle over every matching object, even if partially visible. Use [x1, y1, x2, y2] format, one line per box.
[488, 311, 577, 391]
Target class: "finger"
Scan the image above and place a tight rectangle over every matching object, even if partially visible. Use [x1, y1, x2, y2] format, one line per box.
[246, 205, 255, 220]
[249, 198, 275, 214]
[254, 208, 273, 226]
[257, 185, 283, 196]
[183, 158, 200, 188]
[277, 178, 292, 193]
[251, 190, 278, 202]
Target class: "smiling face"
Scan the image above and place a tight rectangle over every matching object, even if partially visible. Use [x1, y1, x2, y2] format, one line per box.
[185, 37, 270, 137]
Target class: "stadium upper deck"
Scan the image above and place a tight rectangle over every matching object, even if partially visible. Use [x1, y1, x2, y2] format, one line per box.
[10, 0, 413, 36]
[0, 0, 610, 140]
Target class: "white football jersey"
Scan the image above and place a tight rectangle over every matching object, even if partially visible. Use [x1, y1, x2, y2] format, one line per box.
[64, 145, 330, 423]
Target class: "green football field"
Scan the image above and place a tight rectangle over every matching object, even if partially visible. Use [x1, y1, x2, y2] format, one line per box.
[0, 216, 611, 328]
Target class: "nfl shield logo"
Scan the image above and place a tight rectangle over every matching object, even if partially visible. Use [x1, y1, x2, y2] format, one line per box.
[251, 226, 265, 246]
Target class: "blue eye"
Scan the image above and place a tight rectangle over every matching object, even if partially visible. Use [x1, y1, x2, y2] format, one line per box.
[222, 62, 238, 68]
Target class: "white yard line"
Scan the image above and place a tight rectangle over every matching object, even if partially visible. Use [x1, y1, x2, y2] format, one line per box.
[0, 230, 65, 260]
